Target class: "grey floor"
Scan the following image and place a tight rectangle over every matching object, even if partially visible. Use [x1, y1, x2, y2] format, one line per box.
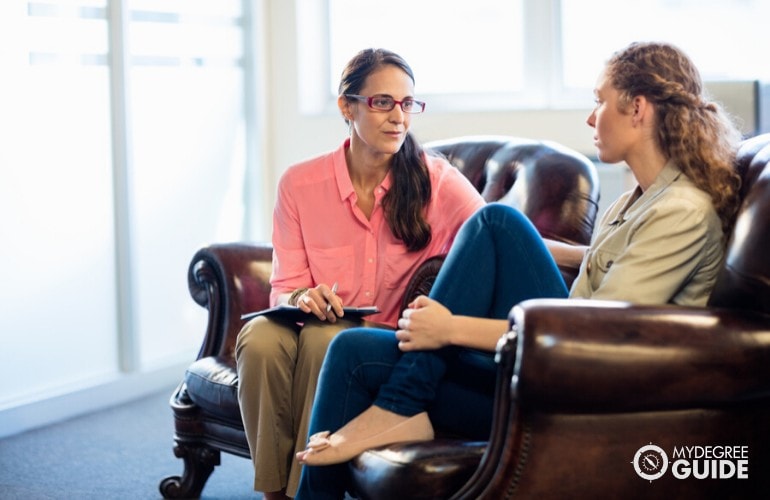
[0, 386, 260, 499]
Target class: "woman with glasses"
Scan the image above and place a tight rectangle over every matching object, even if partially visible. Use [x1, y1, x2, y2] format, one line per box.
[235, 48, 484, 500]
[294, 41, 743, 499]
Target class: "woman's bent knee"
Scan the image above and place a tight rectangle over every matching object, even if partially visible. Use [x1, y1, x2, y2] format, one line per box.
[325, 327, 399, 365]
[236, 317, 298, 364]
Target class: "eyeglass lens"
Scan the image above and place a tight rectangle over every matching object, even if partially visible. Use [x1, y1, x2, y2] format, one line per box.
[370, 95, 424, 113]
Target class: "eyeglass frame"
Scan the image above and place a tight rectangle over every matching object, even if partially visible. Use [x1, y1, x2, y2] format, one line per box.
[344, 94, 426, 114]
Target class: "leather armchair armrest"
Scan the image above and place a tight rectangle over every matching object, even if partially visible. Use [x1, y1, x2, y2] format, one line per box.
[508, 298, 770, 413]
[453, 299, 770, 499]
[399, 255, 446, 313]
[187, 242, 273, 360]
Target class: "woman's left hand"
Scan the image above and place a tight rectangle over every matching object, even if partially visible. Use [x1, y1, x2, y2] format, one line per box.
[396, 295, 454, 351]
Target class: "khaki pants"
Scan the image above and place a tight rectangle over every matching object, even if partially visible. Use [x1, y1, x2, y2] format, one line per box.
[235, 316, 357, 497]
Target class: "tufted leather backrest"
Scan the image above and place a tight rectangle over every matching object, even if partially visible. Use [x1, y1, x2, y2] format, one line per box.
[426, 136, 600, 246]
[709, 133, 770, 314]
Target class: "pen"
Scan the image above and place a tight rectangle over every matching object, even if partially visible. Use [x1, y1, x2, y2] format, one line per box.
[327, 282, 338, 312]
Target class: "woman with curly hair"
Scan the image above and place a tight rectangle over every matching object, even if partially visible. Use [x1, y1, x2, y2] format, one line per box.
[602, 41, 742, 238]
[294, 41, 743, 499]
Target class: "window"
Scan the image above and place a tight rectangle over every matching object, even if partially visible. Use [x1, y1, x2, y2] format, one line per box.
[0, 0, 257, 418]
[559, 0, 770, 105]
[312, 0, 770, 112]
[1, 0, 119, 399]
[328, 0, 524, 96]
[125, 0, 252, 368]
[298, 0, 531, 112]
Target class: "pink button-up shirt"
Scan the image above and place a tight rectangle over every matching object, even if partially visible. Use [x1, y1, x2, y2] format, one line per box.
[269, 139, 484, 327]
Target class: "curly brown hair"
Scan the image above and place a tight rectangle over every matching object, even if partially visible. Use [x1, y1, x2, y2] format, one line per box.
[605, 41, 743, 237]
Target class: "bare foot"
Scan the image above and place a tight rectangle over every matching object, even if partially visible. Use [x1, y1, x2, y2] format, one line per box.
[296, 406, 433, 465]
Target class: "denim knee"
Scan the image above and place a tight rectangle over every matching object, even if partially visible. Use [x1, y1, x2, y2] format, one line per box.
[478, 202, 532, 232]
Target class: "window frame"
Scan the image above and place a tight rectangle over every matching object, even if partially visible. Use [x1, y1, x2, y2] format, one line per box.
[297, 0, 576, 114]
[300, 0, 770, 117]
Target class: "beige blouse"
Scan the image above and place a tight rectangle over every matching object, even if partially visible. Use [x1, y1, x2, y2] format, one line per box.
[569, 161, 724, 306]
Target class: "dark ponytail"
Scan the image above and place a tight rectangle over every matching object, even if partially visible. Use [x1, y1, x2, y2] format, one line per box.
[339, 48, 432, 251]
[383, 132, 432, 251]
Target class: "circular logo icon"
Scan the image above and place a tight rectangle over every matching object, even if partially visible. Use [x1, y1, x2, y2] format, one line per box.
[632, 444, 668, 481]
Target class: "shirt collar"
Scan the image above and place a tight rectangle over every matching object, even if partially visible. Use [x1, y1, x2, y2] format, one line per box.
[610, 160, 682, 225]
[334, 137, 393, 202]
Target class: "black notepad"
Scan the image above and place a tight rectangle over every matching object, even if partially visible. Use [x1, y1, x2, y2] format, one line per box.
[241, 304, 380, 323]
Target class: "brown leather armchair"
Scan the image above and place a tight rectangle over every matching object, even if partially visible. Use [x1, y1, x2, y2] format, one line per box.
[158, 136, 600, 498]
[349, 134, 770, 499]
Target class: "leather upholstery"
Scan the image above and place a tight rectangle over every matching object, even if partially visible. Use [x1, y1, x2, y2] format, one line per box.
[158, 137, 601, 498]
[348, 440, 487, 500]
[427, 136, 599, 245]
[350, 134, 770, 499]
[708, 133, 770, 314]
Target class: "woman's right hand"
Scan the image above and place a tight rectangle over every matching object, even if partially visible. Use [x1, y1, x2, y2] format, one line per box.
[296, 284, 343, 322]
[397, 295, 509, 353]
[395, 295, 454, 351]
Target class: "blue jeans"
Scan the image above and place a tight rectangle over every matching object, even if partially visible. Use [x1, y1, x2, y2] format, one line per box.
[296, 204, 569, 499]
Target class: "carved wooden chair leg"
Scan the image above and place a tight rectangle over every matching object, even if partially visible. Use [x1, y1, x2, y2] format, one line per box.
[159, 444, 221, 499]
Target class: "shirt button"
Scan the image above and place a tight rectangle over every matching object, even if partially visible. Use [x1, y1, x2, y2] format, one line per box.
[368, 258, 374, 263]
[587, 261, 592, 273]
[365, 291, 371, 297]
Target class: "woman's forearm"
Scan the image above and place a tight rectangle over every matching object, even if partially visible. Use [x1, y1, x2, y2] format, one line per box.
[448, 316, 510, 352]
[545, 239, 588, 269]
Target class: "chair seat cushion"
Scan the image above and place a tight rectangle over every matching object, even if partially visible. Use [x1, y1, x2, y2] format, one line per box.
[349, 439, 486, 500]
[184, 355, 242, 423]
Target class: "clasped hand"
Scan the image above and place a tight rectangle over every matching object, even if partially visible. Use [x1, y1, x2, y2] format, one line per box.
[396, 295, 453, 351]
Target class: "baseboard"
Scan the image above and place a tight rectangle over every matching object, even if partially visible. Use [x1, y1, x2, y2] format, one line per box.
[0, 361, 188, 439]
